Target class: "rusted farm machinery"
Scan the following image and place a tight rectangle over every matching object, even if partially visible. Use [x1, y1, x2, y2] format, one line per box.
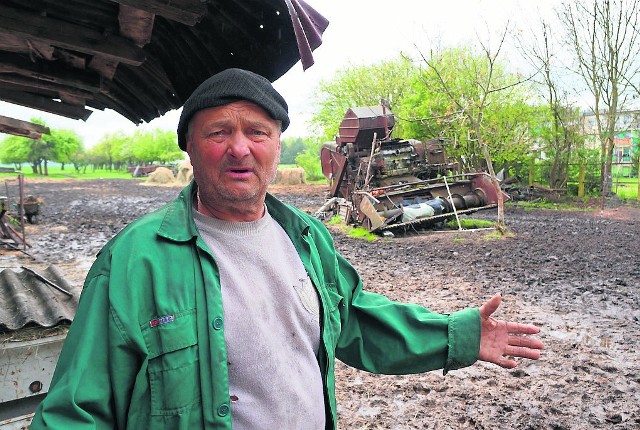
[318, 105, 508, 233]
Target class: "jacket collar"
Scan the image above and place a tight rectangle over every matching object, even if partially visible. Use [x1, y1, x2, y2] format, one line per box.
[156, 180, 311, 242]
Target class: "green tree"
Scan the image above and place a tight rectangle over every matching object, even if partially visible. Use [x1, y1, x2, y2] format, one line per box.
[131, 129, 182, 165]
[413, 40, 536, 229]
[280, 137, 307, 165]
[295, 137, 325, 181]
[312, 55, 417, 140]
[48, 128, 83, 171]
[400, 46, 535, 175]
[90, 132, 127, 170]
[519, 19, 589, 190]
[151, 129, 182, 164]
[0, 134, 30, 168]
[0, 120, 84, 175]
[560, 0, 640, 201]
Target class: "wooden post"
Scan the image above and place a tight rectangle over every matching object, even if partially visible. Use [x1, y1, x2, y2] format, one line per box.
[529, 156, 535, 187]
[578, 161, 586, 198]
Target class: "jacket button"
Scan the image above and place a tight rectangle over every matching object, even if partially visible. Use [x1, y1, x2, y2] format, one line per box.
[217, 403, 230, 416]
[212, 317, 223, 330]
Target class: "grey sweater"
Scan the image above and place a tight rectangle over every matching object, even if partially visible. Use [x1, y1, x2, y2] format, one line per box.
[193, 207, 325, 429]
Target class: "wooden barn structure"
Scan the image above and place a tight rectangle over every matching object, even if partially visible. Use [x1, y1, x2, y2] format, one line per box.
[0, 0, 329, 135]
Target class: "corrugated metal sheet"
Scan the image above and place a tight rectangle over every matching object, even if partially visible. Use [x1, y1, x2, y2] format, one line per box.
[0, 265, 79, 332]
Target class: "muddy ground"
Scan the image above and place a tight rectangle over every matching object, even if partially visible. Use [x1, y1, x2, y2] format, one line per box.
[2, 178, 639, 429]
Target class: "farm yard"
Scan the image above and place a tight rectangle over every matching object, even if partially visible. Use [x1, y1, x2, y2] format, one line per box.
[1, 178, 639, 429]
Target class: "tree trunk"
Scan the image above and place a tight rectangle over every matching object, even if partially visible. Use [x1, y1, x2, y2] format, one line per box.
[529, 157, 535, 187]
[600, 135, 614, 210]
[637, 156, 640, 201]
[578, 161, 586, 197]
[475, 122, 505, 230]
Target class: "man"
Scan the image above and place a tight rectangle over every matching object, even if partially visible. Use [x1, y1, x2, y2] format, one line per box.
[31, 68, 543, 430]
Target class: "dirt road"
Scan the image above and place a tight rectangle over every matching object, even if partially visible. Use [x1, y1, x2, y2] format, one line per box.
[3, 178, 638, 429]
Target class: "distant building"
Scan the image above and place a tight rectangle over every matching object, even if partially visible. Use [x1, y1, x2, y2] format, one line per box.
[581, 103, 640, 176]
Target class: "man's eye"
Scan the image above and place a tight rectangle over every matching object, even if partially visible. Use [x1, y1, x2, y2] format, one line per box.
[252, 130, 267, 136]
[208, 130, 225, 137]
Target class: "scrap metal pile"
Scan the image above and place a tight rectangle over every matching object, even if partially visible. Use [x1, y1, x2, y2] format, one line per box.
[317, 105, 508, 233]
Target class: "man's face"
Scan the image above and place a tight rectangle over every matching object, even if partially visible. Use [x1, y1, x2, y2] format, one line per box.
[185, 101, 281, 215]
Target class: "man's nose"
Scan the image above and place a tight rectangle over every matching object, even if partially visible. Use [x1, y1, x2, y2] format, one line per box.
[227, 132, 251, 158]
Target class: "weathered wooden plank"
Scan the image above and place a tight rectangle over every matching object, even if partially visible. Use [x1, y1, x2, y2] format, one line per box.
[88, 56, 119, 80]
[118, 5, 155, 46]
[0, 53, 103, 93]
[92, 87, 142, 123]
[0, 74, 94, 100]
[0, 115, 50, 139]
[110, 0, 206, 26]
[59, 93, 86, 106]
[0, 89, 92, 121]
[28, 41, 56, 61]
[0, 5, 146, 66]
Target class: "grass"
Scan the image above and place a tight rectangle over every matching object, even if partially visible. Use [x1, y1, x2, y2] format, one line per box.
[0, 165, 133, 180]
[509, 200, 590, 211]
[328, 215, 343, 225]
[446, 218, 512, 241]
[445, 218, 495, 229]
[483, 230, 514, 240]
[326, 216, 378, 241]
[347, 227, 378, 242]
[612, 176, 639, 200]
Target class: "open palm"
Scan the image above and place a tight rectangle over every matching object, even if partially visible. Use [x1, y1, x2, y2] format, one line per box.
[478, 294, 544, 368]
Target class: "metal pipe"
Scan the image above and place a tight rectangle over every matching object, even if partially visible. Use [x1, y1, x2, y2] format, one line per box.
[18, 173, 25, 250]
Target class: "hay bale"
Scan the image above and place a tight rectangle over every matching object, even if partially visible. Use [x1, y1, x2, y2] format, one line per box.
[175, 160, 193, 185]
[147, 167, 175, 184]
[274, 167, 306, 185]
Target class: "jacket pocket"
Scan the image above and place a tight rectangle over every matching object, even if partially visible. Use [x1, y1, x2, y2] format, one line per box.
[142, 308, 201, 416]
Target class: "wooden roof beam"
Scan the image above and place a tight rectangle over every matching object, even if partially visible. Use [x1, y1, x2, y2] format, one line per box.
[0, 54, 103, 93]
[111, 0, 207, 26]
[0, 115, 50, 139]
[118, 5, 155, 47]
[0, 89, 92, 121]
[0, 5, 146, 66]
[0, 74, 94, 101]
[88, 56, 119, 81]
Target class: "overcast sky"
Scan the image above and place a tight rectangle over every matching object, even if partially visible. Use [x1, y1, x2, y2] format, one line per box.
[0, 0, 559, 147]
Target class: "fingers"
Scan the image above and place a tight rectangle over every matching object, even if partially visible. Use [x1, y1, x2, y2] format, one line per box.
[479, 293, 501, 318]
[508, 335, 545, 350]
[506, 321, 541, 335]
[478, 294, 545, 368]
[503, 335, 545, 361]
[495, 356, 518, 369]
[505, 345, 542, 360]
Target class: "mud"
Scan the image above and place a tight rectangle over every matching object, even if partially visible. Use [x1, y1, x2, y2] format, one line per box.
[2, 178, 638, 429]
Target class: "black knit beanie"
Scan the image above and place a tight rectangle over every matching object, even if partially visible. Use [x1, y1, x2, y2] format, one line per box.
[177, 68, 290, 150]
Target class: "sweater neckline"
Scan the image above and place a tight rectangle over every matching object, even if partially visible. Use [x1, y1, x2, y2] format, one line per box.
[192, 204, 271, 237]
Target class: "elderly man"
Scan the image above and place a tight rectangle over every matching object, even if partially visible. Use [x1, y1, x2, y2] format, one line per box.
[31, 68, 543, 430]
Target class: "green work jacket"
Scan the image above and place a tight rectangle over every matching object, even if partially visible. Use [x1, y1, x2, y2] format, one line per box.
[31, 181, 480, 430]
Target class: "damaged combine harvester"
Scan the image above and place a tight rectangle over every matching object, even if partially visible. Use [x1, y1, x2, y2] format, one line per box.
[317, 106, 509, 234]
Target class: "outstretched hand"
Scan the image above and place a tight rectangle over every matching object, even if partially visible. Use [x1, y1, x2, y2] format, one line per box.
[478, 294, 544, 368]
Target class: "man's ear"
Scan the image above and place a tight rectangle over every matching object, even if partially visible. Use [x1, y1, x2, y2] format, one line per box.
[184, 133, 192, 153]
